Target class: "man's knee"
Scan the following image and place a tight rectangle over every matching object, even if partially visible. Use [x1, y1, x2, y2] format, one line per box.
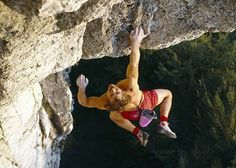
[155, 89, 172, 105]
[156, 89, 172, 98]
[165, 89, 172, 99]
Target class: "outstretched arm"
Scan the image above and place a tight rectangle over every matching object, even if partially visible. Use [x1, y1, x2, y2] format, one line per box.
[77, 74, 106, 110]
[125, 27, 149, 87]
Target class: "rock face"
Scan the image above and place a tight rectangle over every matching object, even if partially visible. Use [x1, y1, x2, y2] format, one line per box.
[0, 72, 73, 168]
[0, 0, 235, 167]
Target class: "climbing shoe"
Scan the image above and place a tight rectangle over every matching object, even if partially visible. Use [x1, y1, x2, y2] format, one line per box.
[136, 130, 149, 147]
[157, 121, 177, 139]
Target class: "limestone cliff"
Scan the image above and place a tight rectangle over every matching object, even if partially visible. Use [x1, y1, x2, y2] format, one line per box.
[0, 0, 235, 167]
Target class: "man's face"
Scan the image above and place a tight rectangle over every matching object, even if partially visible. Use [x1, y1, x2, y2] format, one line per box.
[107, 84, 123, 102]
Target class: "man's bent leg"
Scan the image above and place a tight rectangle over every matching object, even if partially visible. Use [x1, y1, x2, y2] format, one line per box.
[109, 112, 149, 146]
[154, 89, 176, 138]
[154, 89, 172, 118]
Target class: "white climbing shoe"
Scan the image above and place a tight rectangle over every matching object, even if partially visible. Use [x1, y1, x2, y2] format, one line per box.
[157, 121, 177, 139]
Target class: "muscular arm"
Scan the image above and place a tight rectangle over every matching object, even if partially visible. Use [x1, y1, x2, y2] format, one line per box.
[126, 44, 140, 84]
[123, 27, 148, 88]
[77, 89, 106, 109]
[77, 74, 107, 110]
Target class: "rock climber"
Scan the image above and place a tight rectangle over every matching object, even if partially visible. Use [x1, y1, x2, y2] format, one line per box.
[77, 26, 176, 147]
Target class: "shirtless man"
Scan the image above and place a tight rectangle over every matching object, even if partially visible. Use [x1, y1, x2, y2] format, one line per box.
[77, 27, 176, 147]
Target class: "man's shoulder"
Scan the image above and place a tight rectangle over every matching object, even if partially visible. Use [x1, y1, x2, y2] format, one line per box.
[116, 79, 139, 90]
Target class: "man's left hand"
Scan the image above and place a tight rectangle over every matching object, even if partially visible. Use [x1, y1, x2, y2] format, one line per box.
[76, 74, 89, 90]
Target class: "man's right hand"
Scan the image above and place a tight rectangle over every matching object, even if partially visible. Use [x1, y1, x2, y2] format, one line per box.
[76, 74, 89, 90]
[129, 26, 149, 47]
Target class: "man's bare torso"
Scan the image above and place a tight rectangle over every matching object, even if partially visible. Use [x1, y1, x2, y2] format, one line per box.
[99, 79, 143, 111]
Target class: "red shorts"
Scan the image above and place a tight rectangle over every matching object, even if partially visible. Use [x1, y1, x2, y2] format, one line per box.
[139, 90, 158, 110]
[120, 90, 158, 121]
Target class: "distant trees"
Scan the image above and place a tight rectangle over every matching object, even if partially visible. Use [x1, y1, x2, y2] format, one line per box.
[140, 32, 236, 168]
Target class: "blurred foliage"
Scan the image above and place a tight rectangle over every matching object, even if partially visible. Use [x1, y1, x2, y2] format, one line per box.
[61, 31, 236, 168]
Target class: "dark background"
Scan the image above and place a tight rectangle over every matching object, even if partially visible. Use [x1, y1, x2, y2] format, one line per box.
[60, 32, 236, 168]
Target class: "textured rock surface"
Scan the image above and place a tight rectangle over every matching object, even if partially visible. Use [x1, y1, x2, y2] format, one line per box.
[40, 72, 73, 136]
[0, 0, 235, 167]
[0, 72, 73, 168]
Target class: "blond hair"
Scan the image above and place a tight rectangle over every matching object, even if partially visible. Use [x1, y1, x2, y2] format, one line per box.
[105, 93, 131, 112]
